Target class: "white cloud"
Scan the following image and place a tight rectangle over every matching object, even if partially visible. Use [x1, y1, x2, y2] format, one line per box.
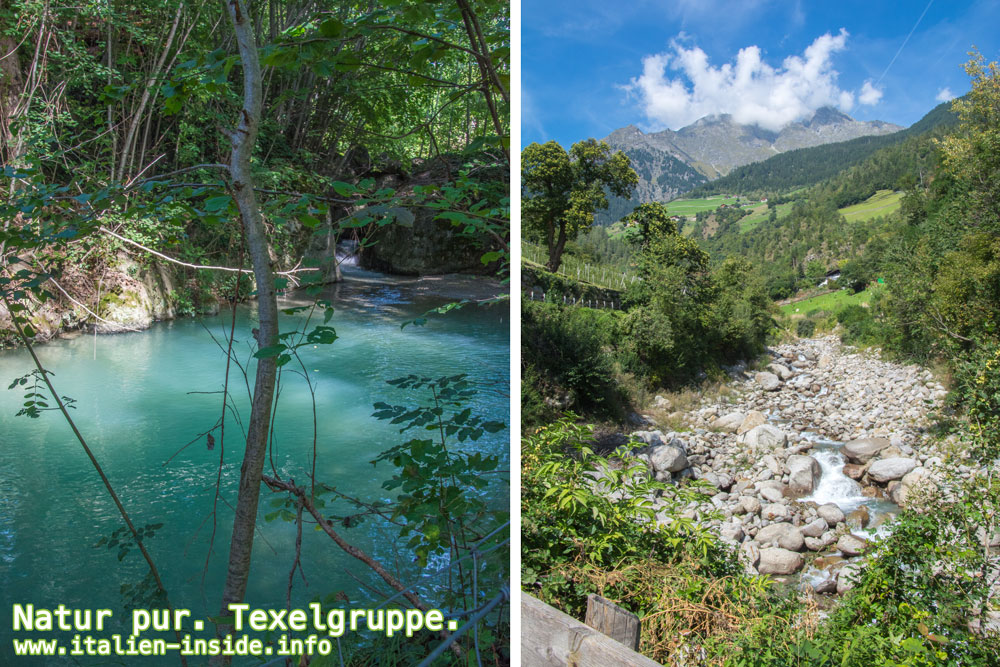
[625, 29, 869, 131]
[935, 87, 955, 103]
[859, 80, 883, 105]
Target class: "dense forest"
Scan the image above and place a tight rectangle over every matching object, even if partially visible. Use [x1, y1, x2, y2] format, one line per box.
[1, 1, 510, 665]
[521, 54, 1000, 666]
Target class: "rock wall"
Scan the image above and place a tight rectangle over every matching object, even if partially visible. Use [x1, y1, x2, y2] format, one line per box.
[0, 253, 192, 346]
[342, 153, 504, 277]
[360, 208, 486, 276]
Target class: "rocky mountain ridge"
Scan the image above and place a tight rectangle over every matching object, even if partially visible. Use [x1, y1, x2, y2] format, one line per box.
[597, 108, 902, 223]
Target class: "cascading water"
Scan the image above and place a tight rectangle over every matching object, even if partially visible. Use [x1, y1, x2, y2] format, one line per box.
[336, 239, 360, 267]
[801, 447, 869, 512]
[799, 433, 898, 540]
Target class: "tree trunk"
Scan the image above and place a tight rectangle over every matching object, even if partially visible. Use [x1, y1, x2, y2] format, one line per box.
[547, 224, 568, 273]
[212, 2, 276, 664]
[0, 0, 24, 167]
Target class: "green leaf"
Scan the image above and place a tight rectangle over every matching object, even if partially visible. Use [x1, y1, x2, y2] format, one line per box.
[253, 345, 287, 359]
[203, 195, 231, 212]
[319, 18, 344, 38]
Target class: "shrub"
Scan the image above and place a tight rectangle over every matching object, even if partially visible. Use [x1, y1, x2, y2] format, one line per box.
[796, 318, 816, 338]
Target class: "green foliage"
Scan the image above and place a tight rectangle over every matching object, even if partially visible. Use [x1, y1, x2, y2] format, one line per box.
[796, 318, 816, 338]
[521, 418, 728, 605]
[371, 374, 505, 569]
[521, 301, 626, 424]
[7, 369, 76, 418]
[836, 304, 879, 344]
[953, 341, 1000, 460]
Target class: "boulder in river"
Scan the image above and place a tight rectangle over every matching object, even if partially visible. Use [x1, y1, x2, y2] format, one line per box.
[846, 505, 870, 529]
[842, 463, 866, 480]
[755, 372, 782, 391]
[836, 534, 870, 556]
[756, 523, 805, 551]
[800, 517, 829, 538]
[842, 437, 891, 464]
[739, 424, 788, 450]
[867, 457, 918, 483]
[757, 547, 805, 575]
[816, 503, 846, 526]
[787, 455, 821, 495]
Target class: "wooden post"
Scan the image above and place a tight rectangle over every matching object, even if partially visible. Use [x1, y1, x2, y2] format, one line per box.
[585, 594, 641, 652]
[521, 593, 659, 667]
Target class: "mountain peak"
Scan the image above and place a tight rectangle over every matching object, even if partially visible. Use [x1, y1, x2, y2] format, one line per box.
[603, 109, 902, 199]
[806, 106, 854, 127]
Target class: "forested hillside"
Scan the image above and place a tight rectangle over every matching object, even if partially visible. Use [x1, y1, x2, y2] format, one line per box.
[689, 101, 959, 197]
[699, 119, 950, 299]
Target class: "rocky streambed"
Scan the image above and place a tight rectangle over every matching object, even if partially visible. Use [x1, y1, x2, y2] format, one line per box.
[625, 336, 951, 596]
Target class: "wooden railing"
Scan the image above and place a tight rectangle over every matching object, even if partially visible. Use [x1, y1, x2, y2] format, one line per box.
[521, 593, 662, 667]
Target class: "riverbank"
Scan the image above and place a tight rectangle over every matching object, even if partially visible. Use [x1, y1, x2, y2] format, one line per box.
[0, 260, 506, 349]
[622, 335, 952, 595]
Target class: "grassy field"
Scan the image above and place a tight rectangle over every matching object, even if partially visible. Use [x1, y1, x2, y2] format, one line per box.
[780, 288, 872, 317]
[838, 190, 903, 222]
[739, 201, 794, 232]
[664, 196, 750, 216]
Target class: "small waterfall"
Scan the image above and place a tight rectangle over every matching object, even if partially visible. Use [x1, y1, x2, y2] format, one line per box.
[336, 240, 360, 267]
[801, 446, 869, 512]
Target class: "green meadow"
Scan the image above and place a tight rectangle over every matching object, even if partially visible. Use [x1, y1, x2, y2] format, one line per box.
[780, 288, 872, 317]
[838, 189, 904, 222]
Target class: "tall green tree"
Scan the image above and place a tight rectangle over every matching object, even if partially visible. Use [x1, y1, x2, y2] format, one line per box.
[521, 138, 637, 272]
[622, 201, 677, 252]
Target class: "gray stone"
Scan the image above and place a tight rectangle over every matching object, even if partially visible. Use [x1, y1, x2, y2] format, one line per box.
[804, 536, 827, 551]
[738, 496, 762, 516]
[816, 503, 846, 525]
[836, 534, 869, 556]
[761, 454, 782, 474]
[769, 362, 793, 380]
[868, 457, 918, 483]
[757, 548, 805, 575]
[756, 372, 782, 392]
[800, 517, 829, 538]
[648, 442, 689, 475]
[711, 411, 745, 433]
[813, 577, 838, 594]
[759, 481, 786, 503]
[762, 503, 791, 521]
[737, 411, 767, 435]
[756, 523, 805, 551]
[720, 523, 745, 544]
[842, 437, 891, 464]
[787, 455, 821, 495]
[739, 424, 788, 450]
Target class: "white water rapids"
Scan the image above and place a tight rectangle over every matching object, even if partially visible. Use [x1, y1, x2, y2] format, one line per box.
[801, 447, 870, 512]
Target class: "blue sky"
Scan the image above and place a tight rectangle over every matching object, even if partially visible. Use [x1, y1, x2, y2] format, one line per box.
[522, 0, 1000, 148]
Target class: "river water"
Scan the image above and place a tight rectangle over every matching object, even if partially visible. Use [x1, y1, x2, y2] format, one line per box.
[0, 268, 509, 663]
